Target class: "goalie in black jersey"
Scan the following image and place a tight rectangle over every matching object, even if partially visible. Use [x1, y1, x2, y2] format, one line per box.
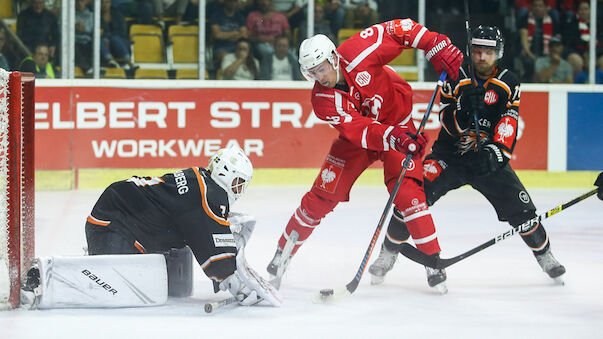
[369, 26, 566, 285]
[21, 146, 281, 309]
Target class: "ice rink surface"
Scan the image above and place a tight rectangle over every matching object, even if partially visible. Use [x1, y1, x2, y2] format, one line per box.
[1, 185, 602, 339]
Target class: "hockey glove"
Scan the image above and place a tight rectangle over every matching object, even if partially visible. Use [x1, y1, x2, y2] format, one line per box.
[470, 143, 505, 176]
[456, 86, 485, 131]
[389, 126, 428, 157]
[595, 172, 603, 200]
[228, 212, 256, 249]
[219, 248, 282, 306]
[425, 34, 464, 80]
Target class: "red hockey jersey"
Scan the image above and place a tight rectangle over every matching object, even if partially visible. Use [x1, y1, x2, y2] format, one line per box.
[310, 19, 440, 151]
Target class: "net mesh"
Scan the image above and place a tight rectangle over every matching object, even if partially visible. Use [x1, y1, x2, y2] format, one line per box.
[0, 68, 10, 305]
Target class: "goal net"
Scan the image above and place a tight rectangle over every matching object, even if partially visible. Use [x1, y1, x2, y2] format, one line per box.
[0, 69, 35, 309]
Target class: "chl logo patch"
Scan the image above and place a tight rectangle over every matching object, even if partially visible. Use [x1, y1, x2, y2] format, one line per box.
[316, 162, 343, 193]
[355, 71, 371, 87]
[484, 90, 498, 105]
[519, 191, 530, 203]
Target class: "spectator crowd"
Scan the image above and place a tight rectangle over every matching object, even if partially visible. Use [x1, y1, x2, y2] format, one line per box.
[0, 0, 601, 83]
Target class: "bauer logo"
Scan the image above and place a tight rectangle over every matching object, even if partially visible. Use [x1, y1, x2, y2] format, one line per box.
[355, 71, 371, 87]
[519, 191, 530, 203]
[213, 234, 236, 247]
[484, 90, 498, 105]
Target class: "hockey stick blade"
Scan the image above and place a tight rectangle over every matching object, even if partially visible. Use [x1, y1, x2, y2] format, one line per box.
[313, 71, 447, 303]
[204, 296, 238, 313]
[399, 188, 599, 269]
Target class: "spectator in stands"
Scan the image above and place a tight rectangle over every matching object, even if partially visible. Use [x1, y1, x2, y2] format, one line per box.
[0, 28, 18, 70]
[101, 0, 132, 68]
[17, 0, 59, 59]
[563, 1, 603, 76]
[247, 0, 291, 75]
[152, 0, 190, 29]
[260, 35, 302, 80]
[573, 51, 603, 83]
[75, 0, 94, 72]
[111, 0, 154, 24]
[272, 0, 306, 31]
[516, 0, 561, 81]
[211, 0, 248, 69]
[534, 36, 573, 83]
[319, 0, 343, 39]
[342, 0, 378, 29]
[19, 43, 58, 78]
[300, 2, 335, 42]
[220, 38, 259, 80]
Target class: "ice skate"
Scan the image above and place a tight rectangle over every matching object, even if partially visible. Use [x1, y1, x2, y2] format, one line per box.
[266, 247, 292, 290]
[368, 244, 397, 285]
[425, 266, 447, 294]
[535, 248, 566, 284]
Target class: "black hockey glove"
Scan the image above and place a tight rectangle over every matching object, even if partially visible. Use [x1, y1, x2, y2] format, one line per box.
[595, 172, 603, 200]
[469, 143, 505, 176]
[456, 86, 486, 130]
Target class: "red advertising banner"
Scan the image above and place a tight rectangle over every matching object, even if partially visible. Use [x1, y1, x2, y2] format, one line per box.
[34, 86, 548, 170]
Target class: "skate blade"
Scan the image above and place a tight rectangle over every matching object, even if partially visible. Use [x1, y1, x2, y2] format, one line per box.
[432, 282, 448, 295]
[370, 274, 385, 285]
[552, 276, 565, 286]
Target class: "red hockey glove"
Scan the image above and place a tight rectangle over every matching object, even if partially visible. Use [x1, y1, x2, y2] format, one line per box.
[425, 34, 463, 80]
[389, 126, 428, 157]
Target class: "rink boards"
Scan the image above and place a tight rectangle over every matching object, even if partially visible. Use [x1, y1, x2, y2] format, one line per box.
[32, 80, 602, 189]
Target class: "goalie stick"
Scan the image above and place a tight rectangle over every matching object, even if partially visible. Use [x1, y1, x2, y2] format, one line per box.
[399, 179, 602, 269]
[204, 231, 299, 313]
[312, 71, 448, 303]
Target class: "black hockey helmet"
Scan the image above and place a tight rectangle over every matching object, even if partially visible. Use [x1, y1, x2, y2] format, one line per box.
[471, 26, 504, 59]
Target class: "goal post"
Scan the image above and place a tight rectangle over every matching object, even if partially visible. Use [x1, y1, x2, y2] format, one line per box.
[0, 70, 35, 309]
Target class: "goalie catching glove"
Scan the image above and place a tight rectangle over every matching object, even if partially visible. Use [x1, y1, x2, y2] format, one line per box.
[219, 247, 282, 306]
[465, 143, 505, 176]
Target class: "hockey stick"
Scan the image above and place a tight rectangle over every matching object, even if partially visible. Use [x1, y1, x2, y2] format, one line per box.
[464, 0, 481, 147]
[312, 71, 448, 303]
[399, 183, 601, 269]
[205, 232, 298, 313]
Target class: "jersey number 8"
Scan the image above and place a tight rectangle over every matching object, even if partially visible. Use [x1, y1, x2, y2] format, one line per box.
[360, 28, 374, 39]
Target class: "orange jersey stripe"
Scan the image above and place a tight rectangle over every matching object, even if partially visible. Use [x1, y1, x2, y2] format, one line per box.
[192, 167, 230, 226]
[87, 215, 110, 226]
[134, 241, 147, 254]
[201, 253, 236, 270]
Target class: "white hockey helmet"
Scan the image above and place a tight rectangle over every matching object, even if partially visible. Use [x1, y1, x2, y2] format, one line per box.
[298, 34, 339, 81]
[208, 145, 253, 206]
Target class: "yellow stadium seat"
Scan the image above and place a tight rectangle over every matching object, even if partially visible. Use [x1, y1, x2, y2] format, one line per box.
[168, 25, 198, 36]
[337, 28, 361, 45]
[129, 24, 162, 38]
[135, 68, 168, 79]
[169, 26, 199, 63]
[397, 72, 418, 81]
[74, 66, 85, 78]
[104, 67, 127, 79]
[175, 68, 201, 79]
[131, 35, 164, 63]
[390, 49, 415, 66]
[0, 0, 12, 18]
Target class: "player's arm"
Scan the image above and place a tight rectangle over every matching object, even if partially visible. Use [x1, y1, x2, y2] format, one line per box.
[490, 74, 521, 162]
[312, 90, 425, 155]
[438, 73, 464, 136]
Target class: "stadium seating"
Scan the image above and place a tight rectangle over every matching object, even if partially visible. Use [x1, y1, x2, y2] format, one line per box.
[104, 68, 127, 79]
[134, 68, 168, 79]
[74, 66, 85, 78]
[130, 24, 165, 64]
[168, 25, 198, 64]
[175, 69, 208, 79]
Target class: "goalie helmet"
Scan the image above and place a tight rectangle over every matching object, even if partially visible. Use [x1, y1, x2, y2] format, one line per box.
[471, 25, 504, 59]
[208, 145, 253, 206]
[298, 34, 339, 81]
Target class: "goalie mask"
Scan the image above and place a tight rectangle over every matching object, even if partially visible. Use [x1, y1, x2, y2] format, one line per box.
[208, 146, 253, 206]
[471, 25, 504, 59]
[298, 34, 340, 82]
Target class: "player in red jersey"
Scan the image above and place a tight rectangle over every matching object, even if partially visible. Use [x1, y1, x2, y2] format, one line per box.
[267, 19, 463, 292]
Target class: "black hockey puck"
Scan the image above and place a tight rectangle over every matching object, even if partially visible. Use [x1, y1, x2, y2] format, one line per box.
[204, 303, 213, 313]
[320, 288, 334, 297]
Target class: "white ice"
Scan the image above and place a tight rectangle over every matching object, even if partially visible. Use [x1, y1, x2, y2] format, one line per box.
[1, 185, 602, 339]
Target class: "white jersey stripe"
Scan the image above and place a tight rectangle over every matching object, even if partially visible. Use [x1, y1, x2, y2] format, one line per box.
[413, 233, 437, 245]
[361, 126, 369, 149]
[334, 92, 353, 123]
[294, 210, 317, 228]
[411, 27, 427, 48]
[345, 25, 384, 72]
[383, 125, 394, 151]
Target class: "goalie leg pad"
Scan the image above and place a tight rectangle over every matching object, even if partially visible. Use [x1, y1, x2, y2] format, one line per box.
[30, 254, 167, 309]
[165, 247, 193, 297]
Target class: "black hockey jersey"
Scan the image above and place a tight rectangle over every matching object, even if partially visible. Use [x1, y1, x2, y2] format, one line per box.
[86, 167, 236, 282]
[435, 65, 521, 164]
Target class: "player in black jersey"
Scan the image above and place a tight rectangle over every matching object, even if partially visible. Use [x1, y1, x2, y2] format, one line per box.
[370, 26, 566, 285]
[84, 145, 281, 306]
